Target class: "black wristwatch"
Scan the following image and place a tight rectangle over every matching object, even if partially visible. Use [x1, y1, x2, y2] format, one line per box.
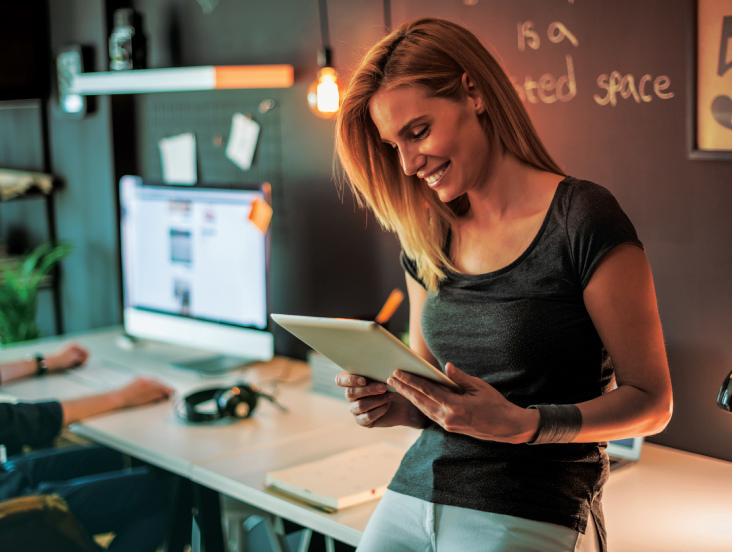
[34, 354, 49, 377]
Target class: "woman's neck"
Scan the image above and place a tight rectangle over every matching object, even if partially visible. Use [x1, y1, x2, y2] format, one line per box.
[464, 154, 561, 227]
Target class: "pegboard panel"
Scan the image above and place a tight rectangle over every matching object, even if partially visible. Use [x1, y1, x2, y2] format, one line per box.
[135, 91, 282, 187]
[0, 101, 45, 171]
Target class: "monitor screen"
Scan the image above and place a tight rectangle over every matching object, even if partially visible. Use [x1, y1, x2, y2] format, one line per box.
[119, 175, 273, 370]
[607, 437, 644, 462]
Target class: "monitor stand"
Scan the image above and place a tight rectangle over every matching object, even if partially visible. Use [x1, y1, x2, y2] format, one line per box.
[608, 457, 634, 472]
[173, 355, 256, 374]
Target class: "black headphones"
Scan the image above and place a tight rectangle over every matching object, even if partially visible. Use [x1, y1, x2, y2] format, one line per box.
[180, 383, 262, 423]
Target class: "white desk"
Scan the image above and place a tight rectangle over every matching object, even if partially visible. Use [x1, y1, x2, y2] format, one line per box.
[192, 420, 419, 547]
[0, 327, 302, 477]
[2, 327, 732, 551]
[71, 366, 371, 479]
[603, 443, 732, 552]
[0, 327, 419, 548]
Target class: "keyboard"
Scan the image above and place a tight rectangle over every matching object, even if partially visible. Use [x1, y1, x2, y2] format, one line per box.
[64, 361, 136, 391]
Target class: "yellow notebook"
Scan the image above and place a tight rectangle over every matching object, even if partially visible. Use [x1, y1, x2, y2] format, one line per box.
[265, 442, 407, 512]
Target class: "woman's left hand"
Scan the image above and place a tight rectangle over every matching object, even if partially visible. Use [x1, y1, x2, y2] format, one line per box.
[388, 362, 539, 444]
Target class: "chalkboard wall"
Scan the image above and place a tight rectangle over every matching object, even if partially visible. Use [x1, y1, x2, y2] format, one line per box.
[389, 0, 732, 461]
[23, 0, 732, 462]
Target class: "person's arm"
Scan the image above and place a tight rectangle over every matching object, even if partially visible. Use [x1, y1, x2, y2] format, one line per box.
[571, 243, 673, 440]
[0, 343, 88, 385]
[0, 378, 173, 455]
[60, 377, 174, 426]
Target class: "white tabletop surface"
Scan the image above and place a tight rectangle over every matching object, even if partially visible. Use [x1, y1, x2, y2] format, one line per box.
[0, 328, 321, 475]
[603, 442, 732, 552]
[2, 327, 732, 550]
[191, 416, 420, 546]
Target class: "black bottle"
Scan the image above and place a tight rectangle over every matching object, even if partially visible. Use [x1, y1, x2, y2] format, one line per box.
[109, 8, 147, 71]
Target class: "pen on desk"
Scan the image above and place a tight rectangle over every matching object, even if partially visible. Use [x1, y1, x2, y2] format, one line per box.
[375, 288, 405, 325]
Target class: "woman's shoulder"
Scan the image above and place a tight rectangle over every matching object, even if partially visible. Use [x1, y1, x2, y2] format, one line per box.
[557, 176, 639, 244]
[557, 176, 628, 219]
[560, 176, 617, 202]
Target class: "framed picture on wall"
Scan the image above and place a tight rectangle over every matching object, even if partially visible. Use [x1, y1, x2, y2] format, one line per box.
[690, 0, 732, 159]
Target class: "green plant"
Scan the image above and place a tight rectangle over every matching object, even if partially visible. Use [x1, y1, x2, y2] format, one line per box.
[0, 241, 73, 344]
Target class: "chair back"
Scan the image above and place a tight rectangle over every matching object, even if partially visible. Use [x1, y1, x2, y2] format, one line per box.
[0, 493, 99, 551]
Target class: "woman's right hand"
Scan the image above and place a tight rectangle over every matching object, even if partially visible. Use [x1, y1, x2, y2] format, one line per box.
[335, 372, 429, 429]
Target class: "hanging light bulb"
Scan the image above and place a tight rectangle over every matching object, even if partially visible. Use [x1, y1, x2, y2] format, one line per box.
[315, 68, 339, 111]
[308, 46, 343, 118]
[308, 0, 343, 119]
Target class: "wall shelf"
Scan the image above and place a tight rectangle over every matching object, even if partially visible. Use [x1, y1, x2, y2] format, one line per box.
[69, 65, 294, 95]
[0, 168, 55, 201]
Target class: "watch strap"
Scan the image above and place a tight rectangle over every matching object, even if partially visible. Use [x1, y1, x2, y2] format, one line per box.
[35, 354, 49, 376]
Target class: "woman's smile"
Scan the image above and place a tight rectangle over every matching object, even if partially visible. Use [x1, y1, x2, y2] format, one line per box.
[422, 162, 450, 188]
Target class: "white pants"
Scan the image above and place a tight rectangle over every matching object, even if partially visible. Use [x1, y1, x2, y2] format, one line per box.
[356, 490, 601, 552]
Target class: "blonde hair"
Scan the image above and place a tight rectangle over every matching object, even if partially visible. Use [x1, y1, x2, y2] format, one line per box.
[336, 18, 564, 290]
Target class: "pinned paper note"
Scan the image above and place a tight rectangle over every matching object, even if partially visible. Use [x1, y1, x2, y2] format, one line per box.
[159, 132, 197, 185]
[248, 198, 273, 233]
[226, 113, 260, 171]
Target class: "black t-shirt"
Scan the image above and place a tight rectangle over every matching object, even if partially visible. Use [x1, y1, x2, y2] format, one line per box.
[391, 177, 642, 550]
[0, 400, 64, 500]
[0, 400, 63, 456]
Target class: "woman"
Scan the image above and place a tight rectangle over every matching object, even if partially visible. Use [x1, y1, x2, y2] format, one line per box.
[335, 18, 672, 552]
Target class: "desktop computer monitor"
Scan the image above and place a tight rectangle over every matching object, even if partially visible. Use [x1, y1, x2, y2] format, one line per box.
[607, 436, 644, 470]
[119, 175, 273, 372]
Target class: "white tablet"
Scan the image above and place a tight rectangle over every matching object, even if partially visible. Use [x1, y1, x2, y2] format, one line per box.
[271, 314, 460, 392]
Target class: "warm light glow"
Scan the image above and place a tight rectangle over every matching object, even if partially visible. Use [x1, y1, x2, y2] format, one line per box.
[317, 71, 339, 112]
[308, 67, 343, 119]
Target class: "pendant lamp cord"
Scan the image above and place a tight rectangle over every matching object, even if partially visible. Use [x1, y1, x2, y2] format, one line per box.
[383, 0, 391, 34]
[318, 0, 331, 49]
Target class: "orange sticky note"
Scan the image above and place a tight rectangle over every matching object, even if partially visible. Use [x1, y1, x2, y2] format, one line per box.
[249, 199, 273, 233]
[375, 288, 405, 324]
